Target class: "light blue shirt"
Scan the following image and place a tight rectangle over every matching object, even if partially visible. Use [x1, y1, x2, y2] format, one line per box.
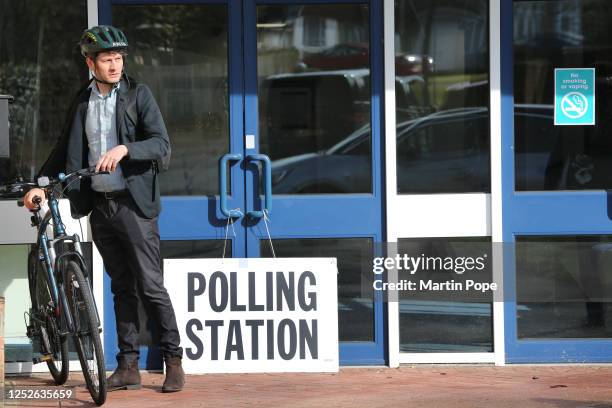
[85, 82, 128, 192]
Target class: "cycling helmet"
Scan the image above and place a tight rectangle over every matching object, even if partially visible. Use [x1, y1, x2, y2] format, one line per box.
[79, 25, 128, 57]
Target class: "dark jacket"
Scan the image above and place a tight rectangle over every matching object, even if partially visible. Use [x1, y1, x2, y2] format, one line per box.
[39, 76, 170, 219]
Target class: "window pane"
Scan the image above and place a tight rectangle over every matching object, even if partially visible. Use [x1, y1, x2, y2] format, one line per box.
[514, 1, 612, 191]
[0, 1, 88, 366]
[0, 0, 88, 183]
[113, 5, 229, 196]
[394, 0, 490, 194]
[161, 240, 230, 260]
[398, 238, 493, 352]
[258, 5, 373, 194]
[260, 238, 374, 342]
[517, 236, 612, 339]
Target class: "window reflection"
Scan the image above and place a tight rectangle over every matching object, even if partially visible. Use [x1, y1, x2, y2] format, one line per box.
[0, 0, 88, 183]
[514, 0, 612, 191]
[517, 236, 612, 339]
[113, 5, 229, 196]
[394, 0, 490, 194]
[260, 238, 374, 342]
[160, 240, 230, 260]
[258, 5, 373, 194]
[398, 238, 493, 352]
[0, 0, 88, 368]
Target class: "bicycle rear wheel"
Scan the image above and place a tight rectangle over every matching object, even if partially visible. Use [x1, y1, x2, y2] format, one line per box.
[65, 260, 107, 406]
[28, 248, 69, 385]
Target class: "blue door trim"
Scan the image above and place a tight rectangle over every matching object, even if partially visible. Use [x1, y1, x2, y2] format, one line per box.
[500, 0, 612, 363]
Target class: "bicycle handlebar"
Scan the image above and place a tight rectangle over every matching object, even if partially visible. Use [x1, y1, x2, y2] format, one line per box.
[45, 166, 110, 187]
[2, 167, 110, 204]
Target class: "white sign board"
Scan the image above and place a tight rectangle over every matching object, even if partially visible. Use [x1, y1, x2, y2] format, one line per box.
[164, 258, 339, 374]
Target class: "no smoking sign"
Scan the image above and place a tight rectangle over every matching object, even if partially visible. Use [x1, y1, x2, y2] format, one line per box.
[555, 68, 595, 126]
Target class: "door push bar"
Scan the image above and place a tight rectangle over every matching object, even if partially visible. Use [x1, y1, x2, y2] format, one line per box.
[247, 154, 272, 219]
[219, 153, 243, 218]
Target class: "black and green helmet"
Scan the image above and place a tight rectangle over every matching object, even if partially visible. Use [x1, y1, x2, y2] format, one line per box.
[79, 25, 128, 57]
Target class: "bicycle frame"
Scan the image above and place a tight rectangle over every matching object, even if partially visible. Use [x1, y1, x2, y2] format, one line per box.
[34, 194, 101, 336]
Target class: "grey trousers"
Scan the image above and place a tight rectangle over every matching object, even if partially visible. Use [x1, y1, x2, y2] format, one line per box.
[90, 192, 183, 362]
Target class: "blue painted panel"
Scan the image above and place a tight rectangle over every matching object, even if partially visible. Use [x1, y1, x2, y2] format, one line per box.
[250, 196, 381, 237]
[103, 271, 115, 368]
[98, 0, 112, 24]
[103, 272, 162, 370]
[159, 197, 241, 239]
[508, 192, 612, 233]
[507, 340, 612, 363]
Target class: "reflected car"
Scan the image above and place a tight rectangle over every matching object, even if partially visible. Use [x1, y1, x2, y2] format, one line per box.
[271, 107, 491, 194]
[271, 104, 566, 194]
[299, 43, 433, 75]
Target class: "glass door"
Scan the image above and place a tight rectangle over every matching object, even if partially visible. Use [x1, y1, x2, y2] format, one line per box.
[243, 0, 385, 364]
[102, 0, 385, 367]
[388, 0, 494, 364]
[505, 0, 612, 362]
[104, 0, 247, 369]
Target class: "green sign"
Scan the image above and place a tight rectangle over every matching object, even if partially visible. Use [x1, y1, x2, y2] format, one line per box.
[554, 68, 595, 126]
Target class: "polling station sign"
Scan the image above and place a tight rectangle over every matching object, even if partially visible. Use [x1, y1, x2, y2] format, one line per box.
[163, 258, 339, 374]
[554, 68, 595, 126]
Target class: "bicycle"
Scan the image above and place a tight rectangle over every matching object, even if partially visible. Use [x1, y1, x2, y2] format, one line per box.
[4, 167, 108, 405]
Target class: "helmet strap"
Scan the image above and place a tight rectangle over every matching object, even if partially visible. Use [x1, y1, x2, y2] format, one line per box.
[92, 74, 119, 86]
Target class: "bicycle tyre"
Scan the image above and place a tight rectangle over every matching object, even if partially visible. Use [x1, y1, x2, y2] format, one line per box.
[65, 260, 107, 406]
[28, 248, 69, 385]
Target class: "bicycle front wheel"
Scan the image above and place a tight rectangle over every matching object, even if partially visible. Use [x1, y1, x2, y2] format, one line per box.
[65, 261, 107, 406]
[28, 248, 69, 384]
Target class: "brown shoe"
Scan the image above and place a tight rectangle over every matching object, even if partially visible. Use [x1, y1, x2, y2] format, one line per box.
[162, 356, 184, 393]
[107, 359, 141, 391]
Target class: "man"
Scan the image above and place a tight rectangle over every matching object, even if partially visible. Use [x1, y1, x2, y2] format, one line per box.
[23, 25, 184, 393]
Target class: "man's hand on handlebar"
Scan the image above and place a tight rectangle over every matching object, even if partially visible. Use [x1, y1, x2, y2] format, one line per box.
[23, 188, 46, 211]
[96, 145, 129, 173]
[17, 167, 109, 211]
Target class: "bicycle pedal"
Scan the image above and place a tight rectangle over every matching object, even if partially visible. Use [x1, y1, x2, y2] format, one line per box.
[32, 355, 52, 364]
[26, 325, 37, 338]
[39, 354, 53, 362]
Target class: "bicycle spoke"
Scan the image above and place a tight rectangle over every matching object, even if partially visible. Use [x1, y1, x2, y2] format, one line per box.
[66, 261, 106, 405]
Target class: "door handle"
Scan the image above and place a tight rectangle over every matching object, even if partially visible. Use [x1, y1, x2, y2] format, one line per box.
[219, 153, 242, 218]
[247, 154, 272, 219]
